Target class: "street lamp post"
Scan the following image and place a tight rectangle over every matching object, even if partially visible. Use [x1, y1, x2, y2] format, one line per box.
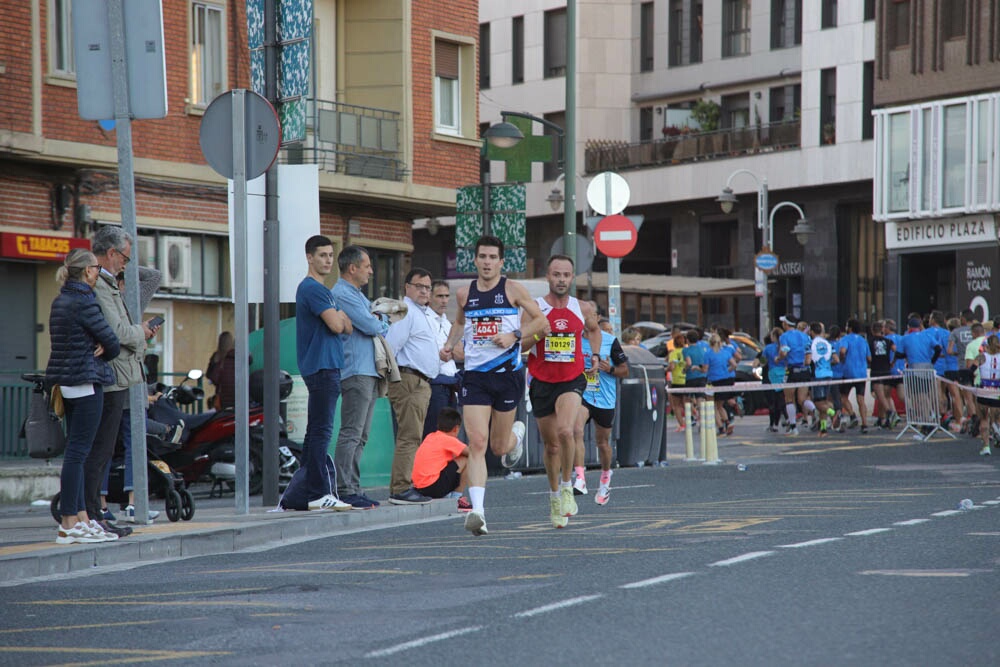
[717, 169, 769, 341]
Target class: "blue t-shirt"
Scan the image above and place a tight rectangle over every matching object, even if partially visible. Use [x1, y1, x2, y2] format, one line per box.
[706, 346, 736, 382]
[887, 333, 906, 375]
[829, 338, 845, 378]
[811, 337, 834, 379]
[296, 277, 345, 377]
[927, 326, 951, 375]
[779, 329, 810, 367]
[838, 333, 870, 379]
[763, 342, 786, 385]
[900, 329, 935, 366]
[683, 341, 707, 379]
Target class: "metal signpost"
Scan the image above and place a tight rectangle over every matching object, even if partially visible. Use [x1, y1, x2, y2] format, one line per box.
[587, 172, 633, 336]
[72, 0, 167, 524]
[199, 90, 281, 513]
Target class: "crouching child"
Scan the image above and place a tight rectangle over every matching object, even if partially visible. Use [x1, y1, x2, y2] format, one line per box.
[412, 408, 471, 510]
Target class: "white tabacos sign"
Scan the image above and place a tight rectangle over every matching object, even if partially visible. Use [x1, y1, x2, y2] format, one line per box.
[886, 216, 998, 250]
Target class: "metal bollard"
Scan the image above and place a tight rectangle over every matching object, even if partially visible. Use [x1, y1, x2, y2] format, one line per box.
[684, 402, 695, 461]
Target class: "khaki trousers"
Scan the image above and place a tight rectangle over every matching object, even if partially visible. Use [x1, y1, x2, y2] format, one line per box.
[388, 373, 432, 494]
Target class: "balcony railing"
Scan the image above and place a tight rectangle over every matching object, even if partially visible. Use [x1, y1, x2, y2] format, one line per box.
[283, 99, 407, 182]
[584, 120, 800, 174]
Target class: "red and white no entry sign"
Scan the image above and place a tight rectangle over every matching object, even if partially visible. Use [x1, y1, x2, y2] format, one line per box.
[594, 214, 637, 258]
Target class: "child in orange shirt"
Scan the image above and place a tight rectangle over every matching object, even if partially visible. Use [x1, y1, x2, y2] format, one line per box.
[412, 408, 470, 509]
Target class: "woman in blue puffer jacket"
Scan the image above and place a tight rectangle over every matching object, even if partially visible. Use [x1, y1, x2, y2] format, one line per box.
[45, 248, 121, 545]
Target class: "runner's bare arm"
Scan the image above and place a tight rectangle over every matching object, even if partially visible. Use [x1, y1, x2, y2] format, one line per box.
[441, 285, 468, 361]
[582, 301, 603, 370]
[503, 279, 549, 349]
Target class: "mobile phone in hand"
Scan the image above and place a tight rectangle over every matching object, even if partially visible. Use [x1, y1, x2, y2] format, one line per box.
[148, 316, 165, 328]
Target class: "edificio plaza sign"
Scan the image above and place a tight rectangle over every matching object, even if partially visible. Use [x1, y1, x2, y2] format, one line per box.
[885, 215, 998, 250]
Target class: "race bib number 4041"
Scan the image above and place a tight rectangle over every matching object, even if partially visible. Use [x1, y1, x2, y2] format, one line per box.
[472, 317, 501, 345]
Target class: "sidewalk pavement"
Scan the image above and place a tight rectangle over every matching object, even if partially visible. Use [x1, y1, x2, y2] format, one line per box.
[0, 492, 458, 587]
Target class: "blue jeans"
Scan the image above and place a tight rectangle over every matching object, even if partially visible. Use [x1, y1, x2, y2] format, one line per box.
[302, 368, 341, 501]
[61, 388, 104, 517]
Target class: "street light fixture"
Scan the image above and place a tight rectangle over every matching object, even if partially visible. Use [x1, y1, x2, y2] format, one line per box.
[483, 121, 524, 149]
[791, 217, 814, 245]
[715, 187, 738, 214]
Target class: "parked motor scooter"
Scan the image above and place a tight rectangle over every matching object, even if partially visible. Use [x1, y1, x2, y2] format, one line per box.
[148, 369, 299, 495]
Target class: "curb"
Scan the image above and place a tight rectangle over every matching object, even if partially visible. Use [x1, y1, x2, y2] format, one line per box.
[1, 500, 458, 586]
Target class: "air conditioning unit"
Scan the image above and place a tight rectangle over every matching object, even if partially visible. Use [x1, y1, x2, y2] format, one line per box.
[136, 236, 155, 267]
[159, 236, 192, 289]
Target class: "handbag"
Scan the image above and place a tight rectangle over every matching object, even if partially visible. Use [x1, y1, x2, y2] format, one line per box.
[50, 384, 65, 418]
[24, 384, 66, 459]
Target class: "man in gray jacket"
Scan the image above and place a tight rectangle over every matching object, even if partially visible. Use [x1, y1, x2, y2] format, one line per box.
[84, 226, 159, 536]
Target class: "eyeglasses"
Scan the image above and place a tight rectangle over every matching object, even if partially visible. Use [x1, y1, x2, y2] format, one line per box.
[89, 264, 101, 269]
[116, 248, 131, 265]
[407, 282, 432, 292]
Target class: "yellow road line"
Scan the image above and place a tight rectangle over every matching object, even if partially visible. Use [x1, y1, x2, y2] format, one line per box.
[0, 620, 160, 635]
[0, 647, 229, 667]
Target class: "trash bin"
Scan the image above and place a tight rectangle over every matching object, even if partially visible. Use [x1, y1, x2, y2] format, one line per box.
[617, 346, 667, 466]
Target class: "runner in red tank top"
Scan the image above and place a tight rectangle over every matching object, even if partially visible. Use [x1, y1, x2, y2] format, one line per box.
[525, 255, 602, 528]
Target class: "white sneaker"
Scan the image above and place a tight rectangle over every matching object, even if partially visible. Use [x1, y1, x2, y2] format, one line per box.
[56, 522, 103, 545]
[86, 520, 116, 541]
[124, 505, 161, 523]
[501, 421, 526, 468]
[595, 484, 610, 506]
[572, 476, 588, 496]
[980, 445, 992, 456]
[464, 511, 488, 536]
[308, 494, 354, 511]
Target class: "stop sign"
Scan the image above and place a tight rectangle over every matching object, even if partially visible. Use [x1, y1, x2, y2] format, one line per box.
[594, 214, 637, 258]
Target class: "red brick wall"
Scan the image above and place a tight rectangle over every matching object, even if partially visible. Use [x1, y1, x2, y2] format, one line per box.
[0, 2, 34, 135]
[410, 0, 479, 190]
[0, 175, 58, 231]
[33, 0, 250, 164]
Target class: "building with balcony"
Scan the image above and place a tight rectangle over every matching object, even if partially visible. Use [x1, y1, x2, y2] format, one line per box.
[0, 0, 478, 382]
[873, 0, 1000, 322]
[448, 0, 877, 333]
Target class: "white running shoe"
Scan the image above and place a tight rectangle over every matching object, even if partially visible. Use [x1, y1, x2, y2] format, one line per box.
[595, 484, 610, 506]
[56, 522, 103, 545]
[572, 476, 588, 496]
[308, 494, 354, 511]
[501, 421, 526, 468]
[464, 511, 488, 536]
[86, 520, 117, 541]
[980, 445, 992, 456]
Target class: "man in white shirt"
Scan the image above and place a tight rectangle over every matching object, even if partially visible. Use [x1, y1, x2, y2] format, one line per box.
[386, 268, 440, 504]
[423, 280, 462, 438]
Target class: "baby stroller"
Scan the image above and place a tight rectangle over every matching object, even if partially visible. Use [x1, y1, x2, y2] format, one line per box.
[48, 419, 195, 524]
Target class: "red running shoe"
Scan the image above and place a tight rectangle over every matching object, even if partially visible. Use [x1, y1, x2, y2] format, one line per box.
[456, 497, 472, 512]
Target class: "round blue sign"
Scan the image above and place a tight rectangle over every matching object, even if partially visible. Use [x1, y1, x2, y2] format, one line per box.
[755, 252, 779, 271]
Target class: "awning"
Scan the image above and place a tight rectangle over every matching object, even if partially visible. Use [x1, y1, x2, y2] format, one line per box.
[587, 273, 755, 297]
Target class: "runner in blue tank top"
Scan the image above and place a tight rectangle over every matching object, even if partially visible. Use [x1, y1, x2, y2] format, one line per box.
[441, 236, 549, 536]
[573, 323, 628, 506]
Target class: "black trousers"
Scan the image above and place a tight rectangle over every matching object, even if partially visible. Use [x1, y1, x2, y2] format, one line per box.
[84, 388, 128, 519]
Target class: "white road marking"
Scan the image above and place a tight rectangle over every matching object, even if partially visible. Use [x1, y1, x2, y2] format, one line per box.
[514, 595, 603, 618]
[526, 485, 655, 496]
[845, 528, 892, 536]
[620, 572, 696, 589]
[708, 551, 775, 567]
[365, 626, 484, 658]
[981, 500, 1000, 506]
[893, 519, 930, 526]
[931, 510, 962, 517]
[776, 537, 843, 548]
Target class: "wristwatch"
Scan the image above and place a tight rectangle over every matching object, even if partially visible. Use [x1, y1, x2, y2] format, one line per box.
[513, 328, 522, 341]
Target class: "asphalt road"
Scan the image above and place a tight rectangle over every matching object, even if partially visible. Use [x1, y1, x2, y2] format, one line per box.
[1, 423, 998, 666]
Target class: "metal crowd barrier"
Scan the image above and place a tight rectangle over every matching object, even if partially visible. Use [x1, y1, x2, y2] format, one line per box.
[896, 368, 955, 441]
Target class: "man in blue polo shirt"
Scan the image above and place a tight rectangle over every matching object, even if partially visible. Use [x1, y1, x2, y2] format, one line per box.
[295, 235, 354, 511]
